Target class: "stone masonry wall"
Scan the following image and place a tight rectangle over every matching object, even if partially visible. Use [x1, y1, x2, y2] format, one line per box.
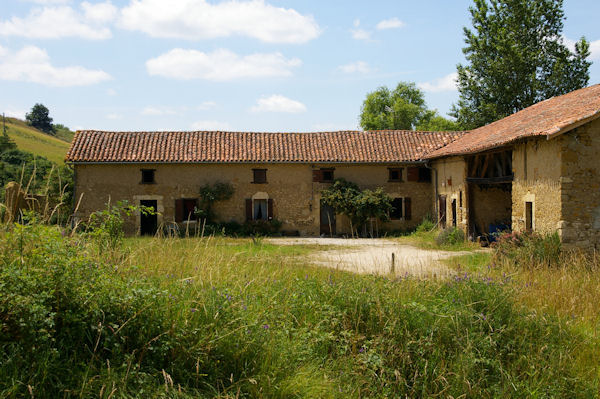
[559, 118, 600, 250]
[73, 163, 433, 236]
[511, 138, 562, 236]
[432, 157, 468, 232]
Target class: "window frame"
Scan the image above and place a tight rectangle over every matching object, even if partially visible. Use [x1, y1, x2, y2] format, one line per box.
[388, 168, 403, 182]
[252, 168, 268, 184]
[320, 168, 334, 183]
[140, 169, 156, 184]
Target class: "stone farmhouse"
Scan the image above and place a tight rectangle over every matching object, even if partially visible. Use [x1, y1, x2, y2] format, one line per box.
[66, 84, 600, 249]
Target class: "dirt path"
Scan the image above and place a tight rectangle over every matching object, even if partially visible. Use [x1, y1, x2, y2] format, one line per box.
[267, 237, 475, 278]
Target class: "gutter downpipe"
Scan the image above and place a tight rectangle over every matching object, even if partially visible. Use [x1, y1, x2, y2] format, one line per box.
[425, 161, 438, 224]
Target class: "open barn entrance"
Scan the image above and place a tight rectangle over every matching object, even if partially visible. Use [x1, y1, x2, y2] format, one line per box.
[466, 149, 513, 242]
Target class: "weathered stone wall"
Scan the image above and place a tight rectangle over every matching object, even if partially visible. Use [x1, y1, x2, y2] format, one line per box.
[558, 118, 600, 249]
[73, 163, 433, 236]
[511, 138, 563, 236]
[432, 157, 468, 232]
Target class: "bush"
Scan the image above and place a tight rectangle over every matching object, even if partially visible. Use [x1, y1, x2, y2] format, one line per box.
[416, 216, 435, 232]
[492, 231, 561, 267]
[436, 227, 466, 246]
[242, 218, 283, 236]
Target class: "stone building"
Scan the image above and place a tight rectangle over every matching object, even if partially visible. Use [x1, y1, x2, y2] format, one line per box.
[66, 130, 463, 236]
[66, 84, 600, 249]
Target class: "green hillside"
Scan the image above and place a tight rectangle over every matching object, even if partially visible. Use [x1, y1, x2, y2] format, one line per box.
[3, 117, 73, 164]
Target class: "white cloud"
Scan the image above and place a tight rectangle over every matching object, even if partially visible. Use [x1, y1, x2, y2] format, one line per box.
[0, 45, 112, 87]
[106, 88, 117, 96]
[197, 101, 217, 110]
[146, 48, 301, 81]
[141, 106, 184, 116]
[0, 2, 115, 39]
[106, 113, 123, 120]
[351, 28, 371, 41]
[20, 0, 71, 4]
[418, 73, 458, 93]
[3, 108, 27, 119]
[564, 37, 600, 61]
[338, 61, 371, 74]
[251, 95, 306, 113]
[119, 0, 320, 44]
[190, 120, 231, 130]
[376, 17, 404, 30]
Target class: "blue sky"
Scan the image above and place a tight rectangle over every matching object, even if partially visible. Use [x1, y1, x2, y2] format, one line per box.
[1, 0, 599, 132]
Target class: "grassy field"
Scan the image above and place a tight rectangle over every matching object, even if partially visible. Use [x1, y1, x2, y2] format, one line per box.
[1, 223, 598, 398]
[3, 117, 72, 164]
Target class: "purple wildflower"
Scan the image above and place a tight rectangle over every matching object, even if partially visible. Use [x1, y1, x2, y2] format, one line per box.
[262, 324, 270, 330]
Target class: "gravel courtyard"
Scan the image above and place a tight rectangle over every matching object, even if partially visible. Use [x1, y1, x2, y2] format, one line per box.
[267, 237, 475, 278]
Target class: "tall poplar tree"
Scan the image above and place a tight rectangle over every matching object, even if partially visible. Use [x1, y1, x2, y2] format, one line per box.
[452, 0, 591, 129]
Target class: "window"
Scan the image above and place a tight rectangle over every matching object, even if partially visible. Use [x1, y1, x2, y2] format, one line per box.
[253, 169, 267, 184]
[418, 167, 432, 182]
[313, 168, 335, 183]
[254, 199, 268, 220]
[175, 198, 198, 222]
[141, 169, 155, 184]
[390, 198, 403, 219]
[321, 169, 334, 182]
[388, 168, 403, 182]
[525, 201, 533, 232]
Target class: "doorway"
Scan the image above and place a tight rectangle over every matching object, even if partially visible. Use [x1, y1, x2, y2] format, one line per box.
[451, 198, 457, 227]
[140, 199, 158, 236]
[438, 195, 447, 229]
[525, 201, 533, 232]
[320, 200, 336, 236]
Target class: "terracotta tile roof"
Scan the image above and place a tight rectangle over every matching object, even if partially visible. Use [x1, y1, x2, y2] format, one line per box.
[65, 130, 466, 164]
[427, 84, 600, 158]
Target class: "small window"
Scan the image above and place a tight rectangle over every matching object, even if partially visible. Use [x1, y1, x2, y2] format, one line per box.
[141, 169, 155, 184]
[418, 167, 432, 182]
[388, 168, 403, 182]
[254, 199, 268, 220]
[390, 198, 403, 220]
[253, 169, 267, 184]
[525, 201, 533, 232]
[321, 169, 334, 182]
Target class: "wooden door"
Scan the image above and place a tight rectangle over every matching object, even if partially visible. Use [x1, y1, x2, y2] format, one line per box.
[438, 195, 447, 229]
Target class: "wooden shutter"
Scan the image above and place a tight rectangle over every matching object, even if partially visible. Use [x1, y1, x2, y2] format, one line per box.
[245, 199, 252, 221]
[312, 170, 322, 182]
[267, 199, 274, 219]
[404, 197, 412, 220]
[407, 167, 419, 182]
[175, 199, 184, 222]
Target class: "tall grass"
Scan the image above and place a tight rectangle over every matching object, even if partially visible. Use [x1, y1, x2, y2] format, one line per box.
[1, 222, 598, 397]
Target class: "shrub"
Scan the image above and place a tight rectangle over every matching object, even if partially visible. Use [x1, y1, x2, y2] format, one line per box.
[416, 216, 435, 232]
[436, 227, 466, 246]
[242, 218, 283, 236]
[492, 231, 561, 267]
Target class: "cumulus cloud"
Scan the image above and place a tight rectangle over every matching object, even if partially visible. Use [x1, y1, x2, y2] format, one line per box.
[197, 101, 217, 110]
[350, 19, 371, 41]
[338, 61, 371, 74]
[119, 0, 320, 44]
[146, 48, 301, 81]
[251, 95, 306, 113]
[563, 36, 600, 61]
[106, 113, 123, 120]
[0, 2, 116, 39]
[191, 120, 231, 130]
[376, 17, 404, 30]
[20, 0, 71, 4]
[3, 108, 27, 119]
[0, 45, 112, 87]
[418, 73, 458, 93]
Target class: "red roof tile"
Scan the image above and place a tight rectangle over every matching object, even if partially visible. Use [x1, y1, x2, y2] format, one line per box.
[427, 84, 600, 158]
[65, 130, 466, 164]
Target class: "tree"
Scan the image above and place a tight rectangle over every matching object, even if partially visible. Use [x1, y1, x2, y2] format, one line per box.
[320, 178, 393, 237]
[452, 0, 591, 129]
[360, 82, 461, 131]
[26, 103, 55, 134]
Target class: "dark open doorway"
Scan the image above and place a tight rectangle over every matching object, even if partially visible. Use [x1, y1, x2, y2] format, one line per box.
[451, 198, 457, 227]
[140, 199, 158, 236]
[320, 200, 336, 236]
[438, 195, 447, 229]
